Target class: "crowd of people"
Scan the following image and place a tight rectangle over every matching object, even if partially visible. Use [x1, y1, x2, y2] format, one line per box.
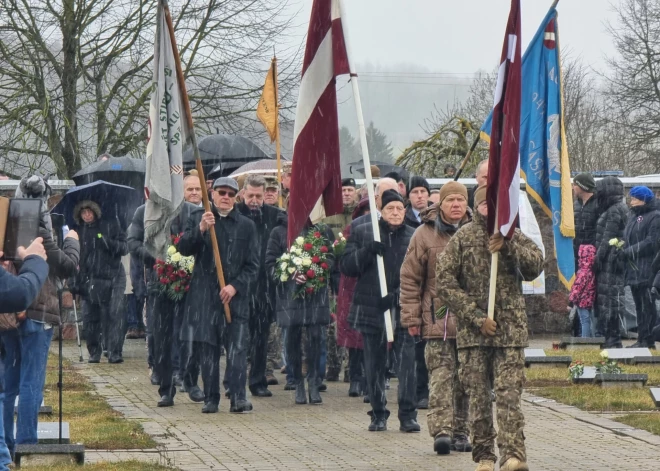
[1, 163, 660, 471]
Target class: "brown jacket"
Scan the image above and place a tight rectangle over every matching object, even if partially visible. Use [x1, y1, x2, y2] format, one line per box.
[400, 205, 467, 340]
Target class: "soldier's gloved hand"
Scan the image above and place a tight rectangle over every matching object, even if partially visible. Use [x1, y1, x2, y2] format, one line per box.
[488, 233, 504, 254]
[480, 318, 497, 337]
[378, 293, 394, 311]
[365, 241, 386, 256]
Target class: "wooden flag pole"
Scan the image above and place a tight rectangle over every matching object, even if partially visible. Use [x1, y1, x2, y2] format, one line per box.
[339, 0, 393, 342]
[454, 134, 481, 181]
[273, 56, 284, 209]
[162, 1, 231, 323]
[487, 199, 500, 321]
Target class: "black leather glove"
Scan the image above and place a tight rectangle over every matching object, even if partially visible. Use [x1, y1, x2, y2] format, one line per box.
[378, 293, 394, 312]
[365, 241, 386, 256]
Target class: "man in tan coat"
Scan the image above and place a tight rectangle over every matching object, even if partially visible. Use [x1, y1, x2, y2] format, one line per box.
[400, 181, 471, 455]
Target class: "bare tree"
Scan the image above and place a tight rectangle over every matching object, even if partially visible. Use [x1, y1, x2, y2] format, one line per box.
[0, 0, 300, 178]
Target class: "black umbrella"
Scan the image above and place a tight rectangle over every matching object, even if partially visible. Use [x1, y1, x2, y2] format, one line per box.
[183, 134, 270, 179]
[72, 155, 146, 191]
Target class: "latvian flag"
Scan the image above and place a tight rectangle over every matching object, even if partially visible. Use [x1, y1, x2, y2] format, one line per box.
[486, 0, 522, 239]
[287, 0, 350, 246]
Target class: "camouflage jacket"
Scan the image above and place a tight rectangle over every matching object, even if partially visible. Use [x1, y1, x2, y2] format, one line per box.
[323, 203, 357, 240]
[435, 211, 544, 349]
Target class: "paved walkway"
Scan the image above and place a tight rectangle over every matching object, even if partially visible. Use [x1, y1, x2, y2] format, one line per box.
[59, 339, 660, 471]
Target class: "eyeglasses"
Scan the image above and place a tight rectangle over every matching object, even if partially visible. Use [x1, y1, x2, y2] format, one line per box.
[215, 189, 236, 198]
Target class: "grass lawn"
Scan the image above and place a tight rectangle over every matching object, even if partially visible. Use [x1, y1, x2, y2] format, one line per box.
[40, 354, 156, 450]
[526, 348, 660, 436]
[17, 461, 175, 471]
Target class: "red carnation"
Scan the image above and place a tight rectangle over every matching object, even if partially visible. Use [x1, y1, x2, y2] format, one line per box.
[318, 276, 325, 283]
[314, 231, 321, 238]
[174, 285, 181, 292]
[157, 267, 164, 276]
[178, 269, 187, 277]
[306, 287, 314, 294]
[306, 269, 315, 279]
[185, 285, 190, 292]
[169, 274, 177, 282]
[174, 237, 181, 245]
[312, 256, 320, 264]
[304, 243, 313, 251]
[320, 246, 328, 253]
[160, 277, 169, 284]
[320, 262, 328, 270]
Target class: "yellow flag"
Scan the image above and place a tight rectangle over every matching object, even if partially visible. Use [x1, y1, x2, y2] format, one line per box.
[257, 61, 278, 142]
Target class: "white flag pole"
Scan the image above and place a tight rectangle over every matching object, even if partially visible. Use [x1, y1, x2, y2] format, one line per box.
[338, 0, 393, 342]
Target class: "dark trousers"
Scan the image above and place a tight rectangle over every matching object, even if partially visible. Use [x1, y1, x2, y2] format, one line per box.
[146, 295, 155, 367]
[83, 283, 126, 359]
[362, 327, 417, 422]
[248, 305, 272, 390]
[416, 339, 429, 401]
[348, 347, 364, 382]
[222, 320, 250, 401]
[126, 293, 146, 330]
[152, 295, 184, 398]
[191, 341, 221, 405]
[630, 285, 658, 345]
[285, 325, 322, 383]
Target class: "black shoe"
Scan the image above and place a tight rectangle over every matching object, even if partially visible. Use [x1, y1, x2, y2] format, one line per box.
[602, 340, 623, 349]
[108, 356, 124, 364]
[295, 382, 307, 405]
[250, 387, 273, 397]
[173, 374, 183, 387]
[150, 371, 161, 385]
[417, 397, 429, 409]
[284, 381, 296, 391]
[399, 419, 421, 433]
[348, 381, 361, 397]
[230, 399, 253, 413]
[647, 343, 656, 349]
[318, 382, 327, 392]
[179, 384, 187, 393]
[363, 395, 370, 403]
[326, 370, 340, 382]
[201, 402, 218, 413]
[451, 434, 472, 452]
[368, 417, 387, 432]
[157, 395, 174, 407]
[88, 354, 101, 364]
[434, 434, 451, 454]
[308, 381, 322, 405]
[188, 386, 205, 403]
[266, 374, 279, 386]
[627, 341, 646, 348]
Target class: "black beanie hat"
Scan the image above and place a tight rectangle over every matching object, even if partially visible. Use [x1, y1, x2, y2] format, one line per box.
[407, 176, 430, 195]
[381, 189, 404, 210]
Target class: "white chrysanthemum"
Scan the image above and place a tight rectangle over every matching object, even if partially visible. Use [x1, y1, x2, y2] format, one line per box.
[281, 253, 290, 260]
[293, 257, 303, 266]
[280, 262, 288, 271]
[280, 274, 289, 282]
[167, 246, 177, 255]
[295, 236, 305, 245]
[600, 350, 609, 359]
[171, 253, 182, 263]
[302, 258, 312, 267]
[338, 232, 343, 239]
[287, 267, 296, 274]
[608, 238, 618, 246]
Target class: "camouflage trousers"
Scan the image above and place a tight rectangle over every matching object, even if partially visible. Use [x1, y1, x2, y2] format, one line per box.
[424, 339, 469, 439]
[325, 322, 344, 379]
[265, 323, 282, 376]
[458, 347, 526, 466]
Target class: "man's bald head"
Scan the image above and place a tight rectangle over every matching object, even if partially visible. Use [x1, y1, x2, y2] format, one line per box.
[375, 177, 399, 210]
[475, 159, 489, 187]
[183, 174, 203, 205]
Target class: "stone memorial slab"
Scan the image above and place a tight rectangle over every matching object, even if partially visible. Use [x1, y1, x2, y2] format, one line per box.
[595, 373, 647, 389]
[14, 398, 52, 415]
[559, 337, 604, 350]
[572, 366, 597, 385]
[651, 388, 660, 407]
[604, 348, 652, 363]
[15, 422, 70, 444]
[524, 349, 546, 358]
[525, 356, 572, 369]
[14, 444, 84, 467]
[631, 356, 660, 365]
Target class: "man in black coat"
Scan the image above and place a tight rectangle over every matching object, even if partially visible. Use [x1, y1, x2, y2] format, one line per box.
[340, 190, 419, 433]
[234, 175, 282, 397]
[404, 176, 431, 229]
[128, 201, 199, 406]
[178, 177, 259, 414]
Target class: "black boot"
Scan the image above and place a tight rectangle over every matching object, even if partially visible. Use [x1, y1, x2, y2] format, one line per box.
[230, 399, 253, 413]
[308, 379, 322, 405]
[348, 381, 361, 397]
[295, 381, 307, 405]
[451, 434, 472, 452]
[434, 434, 451, 454]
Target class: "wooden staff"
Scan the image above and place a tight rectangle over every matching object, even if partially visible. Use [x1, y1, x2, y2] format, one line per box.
[454, 134, 481, 181]
[162, 0, 231, 323]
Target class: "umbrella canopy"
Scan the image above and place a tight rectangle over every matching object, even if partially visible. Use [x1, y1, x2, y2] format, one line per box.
[51, 180, 142, 230]
[72, 155, 146, 191]
[183, 134, 270, 178]
[348, 160, 410, 180]
[222, 158, 291, 180]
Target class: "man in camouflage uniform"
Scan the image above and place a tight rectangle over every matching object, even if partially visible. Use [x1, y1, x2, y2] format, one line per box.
[435, 185, 543, 471]
[265, 323, 282, 384]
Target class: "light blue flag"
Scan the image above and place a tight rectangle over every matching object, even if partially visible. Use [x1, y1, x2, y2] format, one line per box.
[481, 6, 575, 289]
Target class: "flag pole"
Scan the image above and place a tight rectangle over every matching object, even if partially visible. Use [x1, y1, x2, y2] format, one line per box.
[339, 0, 393, 342]
[454, 134, 481, 181]
[162, 0, 231, 323]
[273, 56, 284, 209]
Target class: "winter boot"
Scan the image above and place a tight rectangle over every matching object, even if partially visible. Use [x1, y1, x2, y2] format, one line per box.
[308, 379, 322, 405]
[368, 416, 387, 432]
[451, 434, 472, 452]
[475, 460, 495, 471]
[266, 374, 279, 385]
[399, 419, 421, 433]
[433, 434, 451, 454]
[295, 381, 307, 405]
[348, 381, 361, 397]
[230, 399, 253, 413]
[500, 458, 529, 471]
[125, 327, 139, 339]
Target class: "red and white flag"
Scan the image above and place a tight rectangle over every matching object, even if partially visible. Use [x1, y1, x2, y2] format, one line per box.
[287, 0, 350, 245]
[487, 0, 521, 239]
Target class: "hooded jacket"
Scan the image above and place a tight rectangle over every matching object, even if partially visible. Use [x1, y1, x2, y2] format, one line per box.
[400, 204, 469, 340]
[569, 244, 597, 309]
[622, 200, 660, 286]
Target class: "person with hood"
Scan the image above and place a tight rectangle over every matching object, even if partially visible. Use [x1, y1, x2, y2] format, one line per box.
[400, 181, 471, 455]
[234, 175, 282, 398]
[404, 176, 431, 229]
[335, 197, 370, 398]
[569, 245, 598, 338]
[435, 185, 544, 471]
[178, 178, 259, 414]
[594, 176, 629, 349]
[621, 186, 660, 349]
[3, 175, 80, 456]
[265, 213, 334, 405]
[75, 199, 128, 363]
[340, 189, 417, 433]
[127, 199, 199, 407]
